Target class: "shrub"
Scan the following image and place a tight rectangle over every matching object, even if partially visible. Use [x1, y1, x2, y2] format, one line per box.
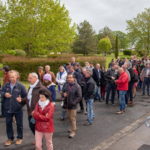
[4, 50, 16, 56]
[136, 50, 148, 57]
[15, 49, 27, 56]
[2, 56, 106, 81]
[123, 50, 132, 56]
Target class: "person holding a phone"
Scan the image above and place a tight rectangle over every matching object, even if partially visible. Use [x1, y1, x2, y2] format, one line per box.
[2, 70, 27, 146]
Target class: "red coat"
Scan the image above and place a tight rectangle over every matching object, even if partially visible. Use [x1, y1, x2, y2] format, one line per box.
[115, 72, 129, 91]
[33, 102, 55, 133]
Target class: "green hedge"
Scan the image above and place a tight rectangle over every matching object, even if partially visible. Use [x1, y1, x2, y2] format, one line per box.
[3, 58, 106, 81]
[123, 50, 132, 56]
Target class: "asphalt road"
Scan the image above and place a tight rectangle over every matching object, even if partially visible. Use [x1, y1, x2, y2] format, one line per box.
[0, 90, 150, 150]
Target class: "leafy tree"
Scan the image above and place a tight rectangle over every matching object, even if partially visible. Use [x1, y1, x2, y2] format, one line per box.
[127, 8, 150, 54]
[72, 20, 97, 55]
[115, 34, 119, 59]
[98, 37, 112, 55]
[0, 0, 75, 56]
[113, 31, 129, 50]
[98, 26, 115, 50]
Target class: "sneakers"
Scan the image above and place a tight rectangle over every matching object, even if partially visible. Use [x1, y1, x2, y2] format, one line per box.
[4, 139, 14, 146]
[4, 139, 23, 146]
[68, 132, 76, 138]
[15, 139, 23, 145]
[116, 111, 124, 114]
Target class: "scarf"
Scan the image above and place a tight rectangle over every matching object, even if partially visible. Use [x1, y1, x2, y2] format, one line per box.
[27, 79, 39, 107]
[38, 99, 49, 110]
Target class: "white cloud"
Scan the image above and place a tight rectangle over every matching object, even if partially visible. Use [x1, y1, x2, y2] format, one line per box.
[60, 0, 150, 32]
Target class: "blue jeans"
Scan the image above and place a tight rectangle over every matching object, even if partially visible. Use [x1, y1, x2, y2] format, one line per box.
[5, 111, 23, 140]
[95, 86, 101, 100]
[119, 91, 127, 111]
[87, 99, 95, 124]
[142, 77, 150, 95]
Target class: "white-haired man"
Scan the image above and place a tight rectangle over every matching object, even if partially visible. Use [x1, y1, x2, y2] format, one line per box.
[26, 73, 50, 135]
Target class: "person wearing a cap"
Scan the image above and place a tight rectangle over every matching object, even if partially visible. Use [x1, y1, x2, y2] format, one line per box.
[43, 74, 56, 104]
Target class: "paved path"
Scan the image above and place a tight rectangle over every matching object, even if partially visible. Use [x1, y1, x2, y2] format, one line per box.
[0, 90, 150, 150]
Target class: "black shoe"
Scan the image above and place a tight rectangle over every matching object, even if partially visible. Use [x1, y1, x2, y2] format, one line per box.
[60, 118, 65, 121]
[77, 110, 84, 113]
[0, 115, 4, 118]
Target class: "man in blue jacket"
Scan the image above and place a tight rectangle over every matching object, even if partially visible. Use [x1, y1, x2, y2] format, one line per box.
[2, 70, 27, 146]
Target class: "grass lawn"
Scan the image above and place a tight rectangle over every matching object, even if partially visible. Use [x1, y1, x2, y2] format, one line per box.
[105, 52, 126, 68]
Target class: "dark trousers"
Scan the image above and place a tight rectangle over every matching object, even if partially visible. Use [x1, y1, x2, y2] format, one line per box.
[106, 83, 116, 104]
[126, 82, 134, 104]
[1, 99, 5, 117]
[79, 99, 84, 111]
[5, 111, 23, 140]
[28, 116, 35, 135]
[101, 86, 106, 100]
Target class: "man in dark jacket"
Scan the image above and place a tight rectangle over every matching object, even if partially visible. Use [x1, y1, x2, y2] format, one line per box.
[83, 69, 96, 126]
[105, 64, 119, 105]
[74, 63, 85, 113]
[62, 73, 82, 138]
[92, 64, 102, 101]
[2, 70, 27, 146]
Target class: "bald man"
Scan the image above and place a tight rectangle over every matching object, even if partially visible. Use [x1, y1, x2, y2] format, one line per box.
[115, 68, 129, 114]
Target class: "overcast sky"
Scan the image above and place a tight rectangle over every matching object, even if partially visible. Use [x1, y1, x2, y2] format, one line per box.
[60, 0, 150, 33]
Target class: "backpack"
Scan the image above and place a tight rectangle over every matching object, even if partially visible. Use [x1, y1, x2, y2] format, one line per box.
[132, 72, 138, 82]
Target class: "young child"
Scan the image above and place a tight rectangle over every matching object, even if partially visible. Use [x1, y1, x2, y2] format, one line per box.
[33, 89, 55, 150]
[43, 74, 56, 105]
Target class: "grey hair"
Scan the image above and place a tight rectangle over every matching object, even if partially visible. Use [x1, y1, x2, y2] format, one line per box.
[9, 70, 20, 78]
[86, 68, 93, 76]
[29, 72, 38, 79]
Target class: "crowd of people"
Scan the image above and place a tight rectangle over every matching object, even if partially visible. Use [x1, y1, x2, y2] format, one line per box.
[0, 56, 150, 150]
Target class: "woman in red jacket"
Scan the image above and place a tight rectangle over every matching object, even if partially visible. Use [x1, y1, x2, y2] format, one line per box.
[33, 89, 54, 150]
[115, 68, 129, 114]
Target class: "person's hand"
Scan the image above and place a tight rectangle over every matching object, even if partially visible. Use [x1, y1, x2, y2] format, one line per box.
[111, 77, 115, 80]
[63, 92, 68, 97]
[5, 93, 12, 98]
[31, 111, 34, 116]
[16, 96, 22, 103]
